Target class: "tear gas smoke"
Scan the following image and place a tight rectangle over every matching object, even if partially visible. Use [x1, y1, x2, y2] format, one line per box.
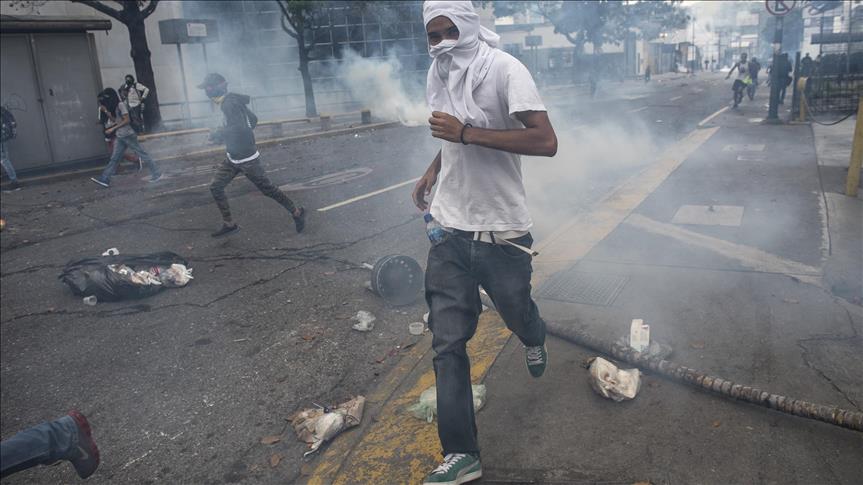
[336, 51, 430, 127]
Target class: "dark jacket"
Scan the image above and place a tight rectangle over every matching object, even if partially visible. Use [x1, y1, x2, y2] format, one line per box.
[213, 93, 257, 160]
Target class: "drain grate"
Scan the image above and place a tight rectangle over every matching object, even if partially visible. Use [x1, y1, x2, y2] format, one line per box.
[536, 271, 629, 306]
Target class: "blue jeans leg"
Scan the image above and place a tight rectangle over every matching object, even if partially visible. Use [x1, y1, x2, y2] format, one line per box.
[425, 236, 482, 456]
[0, 415, 77, 478]
[121, 135, 159, 178]
[0, 142, 17, 182]
[99, 135, 127, 182]
[425, 233, 545, 456]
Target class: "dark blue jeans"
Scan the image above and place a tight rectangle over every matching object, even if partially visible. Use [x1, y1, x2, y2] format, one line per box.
[425, 232, 546, 456]
[0, 415, 77, 477]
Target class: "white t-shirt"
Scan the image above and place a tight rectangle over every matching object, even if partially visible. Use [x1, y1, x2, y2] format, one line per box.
[429, 50, 546, 232]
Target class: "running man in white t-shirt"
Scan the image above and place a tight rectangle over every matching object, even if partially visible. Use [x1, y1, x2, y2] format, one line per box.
[411, 2, 558, 484]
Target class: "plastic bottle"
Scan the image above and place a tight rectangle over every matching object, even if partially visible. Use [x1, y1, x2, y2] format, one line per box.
[424, 213, 447, 245]
[83, 295, 98, 306]
[629, 318, 650, 352]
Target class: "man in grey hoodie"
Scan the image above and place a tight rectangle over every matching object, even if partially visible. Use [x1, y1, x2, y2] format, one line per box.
[198, 73, 305, 237]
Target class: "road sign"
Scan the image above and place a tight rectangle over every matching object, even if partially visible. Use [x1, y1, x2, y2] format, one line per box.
[525, 35, 543, 47]
[765, 0, 796, 16]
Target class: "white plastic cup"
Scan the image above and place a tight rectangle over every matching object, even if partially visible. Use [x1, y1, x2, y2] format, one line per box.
[83, 295, 97, 306]
[409, 322, 425, 335]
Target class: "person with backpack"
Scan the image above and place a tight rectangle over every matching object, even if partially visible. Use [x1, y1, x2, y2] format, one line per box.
[1, 105, 21, 191]
[197, 73, 306, 237]
[118, 74, 149, 133]
[98, 88, 141, 171]
[90, 88, 161, 188]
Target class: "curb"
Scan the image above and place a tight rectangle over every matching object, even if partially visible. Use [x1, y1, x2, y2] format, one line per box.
[1, 121, 400, 188]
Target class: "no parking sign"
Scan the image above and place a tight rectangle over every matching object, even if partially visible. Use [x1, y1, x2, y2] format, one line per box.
[765, 0, 797, 16]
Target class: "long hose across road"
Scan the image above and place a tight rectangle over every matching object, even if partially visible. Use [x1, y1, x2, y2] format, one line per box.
[546, 320, 863, 432]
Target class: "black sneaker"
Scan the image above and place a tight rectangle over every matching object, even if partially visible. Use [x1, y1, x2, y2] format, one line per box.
[211, 223, 239, 238]
[2, 180, 21, 192]
[90, 177, 110, 188]
[66, 410, 100, 479]
[293, 207, 306, 233]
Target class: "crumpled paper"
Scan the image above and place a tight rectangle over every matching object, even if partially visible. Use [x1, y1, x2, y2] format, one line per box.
[289, 396, 365, 456]
[588, 357, 641, 402]
[407, 385, 486, 423]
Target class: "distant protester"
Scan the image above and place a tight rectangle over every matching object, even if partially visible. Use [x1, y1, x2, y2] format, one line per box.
[118, 74, 149, 132]
[198, 73, 306, 238]
[90, 88, 161, 188]
[412, 1, 557, 483]
[0, 410, 100, 479]
[1, 105, 20, 191]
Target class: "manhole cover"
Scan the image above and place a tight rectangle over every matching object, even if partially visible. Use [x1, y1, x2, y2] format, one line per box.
[279, 167, 372, 191]
[536, 271, 629, 306]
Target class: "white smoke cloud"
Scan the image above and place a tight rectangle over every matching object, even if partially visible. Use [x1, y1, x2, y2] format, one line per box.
[336, 51, 430, 127]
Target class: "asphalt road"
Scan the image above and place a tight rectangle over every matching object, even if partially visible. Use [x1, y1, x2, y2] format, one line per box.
[0, 72, 734, 484]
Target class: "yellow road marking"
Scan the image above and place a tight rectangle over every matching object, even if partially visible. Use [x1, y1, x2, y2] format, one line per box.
[305, 126, 720, 485]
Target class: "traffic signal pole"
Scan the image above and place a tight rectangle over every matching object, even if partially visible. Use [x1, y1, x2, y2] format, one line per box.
[766, 15, 784, 121]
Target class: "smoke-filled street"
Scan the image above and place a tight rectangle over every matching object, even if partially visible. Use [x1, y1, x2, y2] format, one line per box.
[2, 1, 862, 484]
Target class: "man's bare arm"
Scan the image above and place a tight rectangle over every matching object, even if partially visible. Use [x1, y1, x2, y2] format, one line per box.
[412, 150, 441, 211]
[429, 111, 557, 157]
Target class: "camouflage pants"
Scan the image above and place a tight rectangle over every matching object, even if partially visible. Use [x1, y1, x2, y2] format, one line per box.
[209, 157, 296, 223]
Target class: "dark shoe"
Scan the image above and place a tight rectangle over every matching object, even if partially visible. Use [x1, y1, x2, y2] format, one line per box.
[90, 177, 109, 188]
[149, 172, 164, 183]
[423, 453, 482, 485]
[2, 180, 21, 192]
[525, 344, 548, 378]
[293, 207, 306, 233]
[211, 223, 239, 238]
[66, 410, 100, 479]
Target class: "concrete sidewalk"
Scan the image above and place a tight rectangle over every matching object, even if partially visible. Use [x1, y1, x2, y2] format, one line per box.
[302, 93, 863, 483]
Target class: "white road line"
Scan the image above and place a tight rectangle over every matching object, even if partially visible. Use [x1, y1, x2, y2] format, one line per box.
[670, 95, 683, 101]
[317, 177, 420, 212]
[697, 106, 729, 127]
[627, 106, 648, 113]
[158, 183, 210, 196]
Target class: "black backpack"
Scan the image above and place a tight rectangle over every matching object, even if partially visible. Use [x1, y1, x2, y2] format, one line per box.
[1, 107, 17, 142]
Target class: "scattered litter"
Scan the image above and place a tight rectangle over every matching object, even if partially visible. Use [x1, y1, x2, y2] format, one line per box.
[407, 385, 486, 423]
[629, 318, 650, 352]
[289, 396, 365, 457]
[588, 357, 641, 402]
[269, 453, 282, 468]
[82, 295, 98, 306]
[689, 340, 706, 350]
[422, 312, 429, 324]
[351, 310, 376, 332]
[101, 247, 119, 256]
[59, 251, 191, 301]
[409, 322, 425, 335]
[233, 338, 249, 343]
[260, 435, 281, 445]
[711, 420, 722, 428]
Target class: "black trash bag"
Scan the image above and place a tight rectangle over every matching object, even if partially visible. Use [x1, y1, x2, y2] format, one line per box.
[59, 252, 188, 301]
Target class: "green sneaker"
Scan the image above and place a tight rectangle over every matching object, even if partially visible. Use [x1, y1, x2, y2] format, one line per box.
[525, 344, 548, 378]
[423, 453, 482, 485]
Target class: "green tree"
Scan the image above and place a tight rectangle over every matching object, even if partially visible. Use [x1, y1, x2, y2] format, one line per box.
[275, 0, 324, 117]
